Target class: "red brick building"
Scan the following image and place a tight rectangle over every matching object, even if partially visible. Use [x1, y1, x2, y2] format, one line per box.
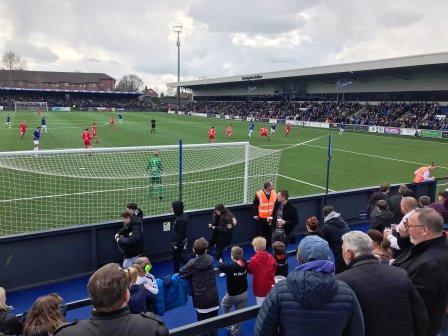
[0, 70, 116, 91]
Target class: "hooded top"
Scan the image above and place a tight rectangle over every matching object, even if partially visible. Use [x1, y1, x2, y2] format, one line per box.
[322, 211, 350, 269]
[172, 201, 188, 245]
[254, 260, 364, 336]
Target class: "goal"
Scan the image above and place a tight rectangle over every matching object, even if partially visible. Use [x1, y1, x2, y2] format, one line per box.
[0, 142, 281, 236]
[14, 101, 48, 112]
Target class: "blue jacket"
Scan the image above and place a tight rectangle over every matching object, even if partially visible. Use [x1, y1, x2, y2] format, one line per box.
[255, 263, 364, 336]
[155, 274, 192, 316]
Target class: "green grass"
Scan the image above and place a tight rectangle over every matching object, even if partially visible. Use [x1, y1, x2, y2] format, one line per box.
[0, 111, 446, 236]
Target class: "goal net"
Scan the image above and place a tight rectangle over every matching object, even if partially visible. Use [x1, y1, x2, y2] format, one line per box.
[14, 101, 48, 112]
[0, 142, 281, 236]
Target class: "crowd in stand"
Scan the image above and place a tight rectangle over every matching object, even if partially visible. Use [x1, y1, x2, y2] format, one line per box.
[2, 182, 448, 336]
[0, 94, 168, 111]
[184, 101, 448, 130]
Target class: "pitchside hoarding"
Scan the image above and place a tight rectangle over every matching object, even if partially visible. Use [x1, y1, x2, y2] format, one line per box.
[420, 130, 442, 138]
[51, 107, 71, 112]
[384, 127, 401, 135]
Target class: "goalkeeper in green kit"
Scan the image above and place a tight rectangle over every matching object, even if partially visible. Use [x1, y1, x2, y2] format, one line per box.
[147, 150, 165, 199]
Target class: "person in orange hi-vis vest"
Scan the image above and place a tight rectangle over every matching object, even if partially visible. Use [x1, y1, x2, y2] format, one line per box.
[413, 162, 437, 183]
[252, 181, 277, 249]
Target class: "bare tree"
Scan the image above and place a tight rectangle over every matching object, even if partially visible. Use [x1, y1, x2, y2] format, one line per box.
[1, 51, 26, 71]
[116, 74, 144, 92]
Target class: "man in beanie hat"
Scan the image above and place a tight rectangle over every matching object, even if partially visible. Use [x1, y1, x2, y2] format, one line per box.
[255, 236, 364, 336]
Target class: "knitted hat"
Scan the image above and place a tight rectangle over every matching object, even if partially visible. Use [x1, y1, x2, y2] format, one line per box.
[297, 236, 330, 262]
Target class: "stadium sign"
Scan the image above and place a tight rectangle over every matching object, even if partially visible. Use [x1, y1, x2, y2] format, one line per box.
[329, 123, 340, 129]
[368, 126, 385, 133]
[420, 129, 442, 138]
[225, 115, 231, 119]
[215, 115, 221, 118]
[233, 116, 242, 120]
[442, 131, 448, 139]
[355, 125, 369, 132]
[400, 128, 419, 136]
[51, 107, 71, 112]
[384, 127, 401, 135]
[168, 110, 175, 114]
[269, 119, 278, 124]
[293, 121, 304, 126]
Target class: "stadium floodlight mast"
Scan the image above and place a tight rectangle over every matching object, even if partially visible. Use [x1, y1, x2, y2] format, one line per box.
[172, 23, 183, 113]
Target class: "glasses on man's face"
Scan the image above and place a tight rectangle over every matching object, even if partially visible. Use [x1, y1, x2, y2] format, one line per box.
[405, 223, 428, 229]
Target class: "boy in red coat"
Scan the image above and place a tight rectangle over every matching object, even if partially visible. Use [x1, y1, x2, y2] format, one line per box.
[248, 236, 277, 305]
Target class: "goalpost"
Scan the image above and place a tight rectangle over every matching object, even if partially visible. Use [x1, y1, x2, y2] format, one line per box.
[14, 101, 49, 112]
[0, 142, 281, 236]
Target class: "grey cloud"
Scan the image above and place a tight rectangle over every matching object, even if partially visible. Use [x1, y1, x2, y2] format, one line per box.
[2, 41, 59, 63]
[377, 9, 423, 28]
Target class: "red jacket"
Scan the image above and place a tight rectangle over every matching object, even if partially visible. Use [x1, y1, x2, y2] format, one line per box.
[248, 250, 276, 297]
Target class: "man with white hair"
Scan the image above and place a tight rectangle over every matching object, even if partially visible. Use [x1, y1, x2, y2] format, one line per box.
[336, 231, 428, 336]
[393, 208, 448, 336]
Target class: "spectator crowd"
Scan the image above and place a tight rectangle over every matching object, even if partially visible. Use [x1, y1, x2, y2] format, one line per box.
[1, 182, 448, 336]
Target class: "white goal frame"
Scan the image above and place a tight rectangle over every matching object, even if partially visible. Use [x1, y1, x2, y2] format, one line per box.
[14, 101, 49, 112]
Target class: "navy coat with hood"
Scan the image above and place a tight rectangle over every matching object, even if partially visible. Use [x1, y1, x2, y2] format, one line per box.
[172, 201, 188, 246]
[255, 266, 364, 336]
[322, 211, 350, 273]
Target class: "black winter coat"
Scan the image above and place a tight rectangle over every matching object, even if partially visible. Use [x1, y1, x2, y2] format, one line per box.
[393, 236, 448, 336]
[272, 201, 298, 236]
[322, 211, 350, 273]
[179, 254, 219, 309]
[369, 208, 395, 232]
[389, 193, 404, 223]
[172, 201, 188, 246]
[53, 307, 168, 336]
[336, 254, 429, 336]
[210, 212, 235, 247]
[117, 216, 145, 259]
[0, 310, 23, 336]
[255, 267, 364, 336]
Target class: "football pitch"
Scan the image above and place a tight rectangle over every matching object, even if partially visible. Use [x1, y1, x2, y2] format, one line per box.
[0, 111, 447, 236]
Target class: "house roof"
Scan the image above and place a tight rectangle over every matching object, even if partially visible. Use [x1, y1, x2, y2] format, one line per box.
[0, 70, 115, 83]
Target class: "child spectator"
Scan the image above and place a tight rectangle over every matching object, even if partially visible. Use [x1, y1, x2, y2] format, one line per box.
[180, 238, 219, 336]
[272, 241, 288, 277]
[305, 216, 324, 238]
[367, 229, 393, 263]
[248, 237, 277, 305]
[127, 267, 155, 314]
[133, 257, 158, 295]
[418, 195, 431, 208]
[218, 246, 248, 336]
[22, 295, 64, 336]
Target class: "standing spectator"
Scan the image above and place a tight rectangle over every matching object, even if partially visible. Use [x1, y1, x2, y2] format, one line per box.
[54, 263, 168, 336]
[393, 208, 448, 336]
[418, 196, 431, 208]
[271, 190, 298, 246]
[248, 237, 277, 305]
[337, 231, 429, 336]
[253, 182, 277, 248]
[305, 216, 324, 238]
[179, 238, 219, 336]
[367, 229, 393, 263]
[322, 205, 350, 274]
[218, 246, 248, 336]
[127, 202, 144, 220]
[390, 184, 413, 223]
[115, 211, 145, 269]
[172, 201, 189, 273]
[429, 190, 448, 223]
[272, 241, 288, 277]
[127, 267, 155, 314]
[369, 199, 395, 232]
[366, 183, 390, 217]
[22, 295, 65, 336]
[208, 204, 237, 264]
[413, 162, 437, 183]
[255, 235, 364, 336]
[0, 287, 23, 336]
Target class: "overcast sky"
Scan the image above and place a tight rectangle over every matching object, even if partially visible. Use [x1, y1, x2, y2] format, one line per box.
[0, 0, 447, 93]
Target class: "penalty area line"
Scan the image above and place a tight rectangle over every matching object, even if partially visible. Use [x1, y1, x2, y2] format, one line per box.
[278, 174, 335, 192]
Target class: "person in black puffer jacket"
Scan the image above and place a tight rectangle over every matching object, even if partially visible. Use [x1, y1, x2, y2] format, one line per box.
[116, 211, 145, 269]
[322, 206, 350, 274]
[208, 204, 237, 262]
[172, 201, 189, 273]
[255, 235, 364, 336]
[179, 238, 219, 336]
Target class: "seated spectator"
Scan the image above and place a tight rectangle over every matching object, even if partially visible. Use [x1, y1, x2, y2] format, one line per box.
[272, 241, 288, 277]
[271, 190, 298, 246]
[248, 237, 277, 305]
[218, 246, 248, 336]
[322, 205, 350, 274]
[0, 286, 23, 336]
[305, 216, 324, 238]
[179, 238, 219, 336]
[54, 263, 168, 336]
[337, 231, 429, 336]
[133, 257, 158, 295]
[255, 235, 364, 336]
[115, 211, 145, 269]
[369, 199, 395, 232]
[367, 229, 393, 263]
[22, 295, 65, 336]
[429, 190, 448, 223]
[418, 195, 431, 208]
[393, 208, 448, 336]
[127, 267, 156, 314]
